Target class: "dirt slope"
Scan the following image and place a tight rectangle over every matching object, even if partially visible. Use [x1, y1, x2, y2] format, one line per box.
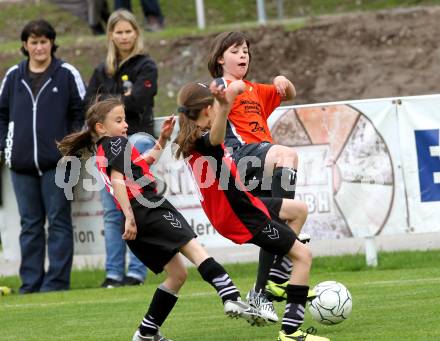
[160, 5, 440, 106]
[1, 5, 440, 112]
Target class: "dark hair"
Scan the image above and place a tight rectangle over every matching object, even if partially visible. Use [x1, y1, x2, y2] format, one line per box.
[20, 20, 59, 57]
[58, 97, 123, 158]
[207, 31, 251, 78]
[174, 82, 214, 159]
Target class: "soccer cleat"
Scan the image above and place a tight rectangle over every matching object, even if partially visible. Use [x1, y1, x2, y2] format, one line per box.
[224, 298, 267, 326]
[266, 280, 317, 302]
[246, 288, 279, 323]
[132, 330, 173, 341]
[278, 327, 330, 341]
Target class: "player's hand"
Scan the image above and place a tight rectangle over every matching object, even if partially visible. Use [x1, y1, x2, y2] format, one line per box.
[209, 79, 227, 104]
[228, 80, 246, 96]
[122, 217, 137, 240]
[160, 115, 176, 140]
[273, 76, 290, 98]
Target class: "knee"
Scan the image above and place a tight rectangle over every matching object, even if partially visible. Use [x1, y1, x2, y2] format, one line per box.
[292, 244, 312, 268]
[273, 146, 298, 166]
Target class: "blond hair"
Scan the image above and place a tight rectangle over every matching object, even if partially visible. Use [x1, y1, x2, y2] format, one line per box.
[105, 9, 144, 76]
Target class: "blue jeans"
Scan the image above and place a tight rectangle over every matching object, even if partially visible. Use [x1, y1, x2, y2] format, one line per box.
[11, 169, 73, 293]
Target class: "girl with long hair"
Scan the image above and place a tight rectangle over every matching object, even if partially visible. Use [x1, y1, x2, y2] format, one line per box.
[85, 9, 159, 287]
[174, 80, 329, 341]
[58, 97, 261, 341]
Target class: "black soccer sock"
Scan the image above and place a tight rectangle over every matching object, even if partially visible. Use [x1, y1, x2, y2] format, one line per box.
[139, 285, 178, 336]
[255, 249, 276, 292]
[282, 284, 309, 335]
[269, 255, 293, 284]
[198, 257, 240, 303]
[272, 167, 297, 200]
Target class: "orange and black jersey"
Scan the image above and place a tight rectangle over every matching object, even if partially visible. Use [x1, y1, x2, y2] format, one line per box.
[96, 136, 156, 208]
[187, 131, 273, 244]
[221, 79, 281, 150]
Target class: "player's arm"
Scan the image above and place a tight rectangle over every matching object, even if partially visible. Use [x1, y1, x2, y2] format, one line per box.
[138, 115, 175, 165]
[209, 79, 246, 146]
[273, 75, 296, 101]
[110, 169, 137, 240]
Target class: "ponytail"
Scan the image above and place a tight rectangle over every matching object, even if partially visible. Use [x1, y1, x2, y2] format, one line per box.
[58, 96, 123, 158]
[57, 129, 94, 158]
[173, 113, 201, 159]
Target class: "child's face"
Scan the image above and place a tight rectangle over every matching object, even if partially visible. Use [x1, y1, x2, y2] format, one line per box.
[99, 105, 128, 137]
[218, 41, 249, 80]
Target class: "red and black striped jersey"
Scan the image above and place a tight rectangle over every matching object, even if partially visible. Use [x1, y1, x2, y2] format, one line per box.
[96, 136, 156, 208]
[187, 132, 272, 244]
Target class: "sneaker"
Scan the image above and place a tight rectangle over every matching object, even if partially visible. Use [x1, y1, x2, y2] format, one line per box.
[132, 330, 173, 341]
[278, 327, 330, 341]
[224, 298, 266, 326]
[123, 276, 144, 286]
[266, 280, 317, 302]
[246, 288, 278, 323]
[100, 277, 123, 289]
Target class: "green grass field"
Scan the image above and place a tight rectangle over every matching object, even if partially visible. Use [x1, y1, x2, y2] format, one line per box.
[1, 250, 440, 340]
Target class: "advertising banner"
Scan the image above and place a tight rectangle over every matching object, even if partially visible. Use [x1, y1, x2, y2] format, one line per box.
[1, 95, 440, 261]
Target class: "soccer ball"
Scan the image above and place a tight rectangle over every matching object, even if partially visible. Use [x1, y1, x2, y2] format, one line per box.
[308, 281, 352, 325]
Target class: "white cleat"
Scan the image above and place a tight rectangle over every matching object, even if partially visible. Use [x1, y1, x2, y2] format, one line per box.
[224, 298, 267, 326]
[246, 288, 279, 324]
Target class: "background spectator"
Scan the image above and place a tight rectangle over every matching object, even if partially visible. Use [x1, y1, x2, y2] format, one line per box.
[115, 0, 165, 31]
[0, 20, 85, 294]
[85, 9, 158, 288]
[87, 0, 111, 35]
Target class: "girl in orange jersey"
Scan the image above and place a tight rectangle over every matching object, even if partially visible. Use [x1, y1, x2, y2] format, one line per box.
[207, 31, 307, 319]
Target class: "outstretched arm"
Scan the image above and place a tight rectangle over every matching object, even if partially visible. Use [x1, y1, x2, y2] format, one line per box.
[273, 75, 296, 101]
[209, 79, 246, 146]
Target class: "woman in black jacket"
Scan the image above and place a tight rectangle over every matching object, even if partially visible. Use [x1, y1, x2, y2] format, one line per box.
[85, 9, 157, 288]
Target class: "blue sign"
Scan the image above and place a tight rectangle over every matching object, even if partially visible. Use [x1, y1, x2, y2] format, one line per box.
[414, 129, 440, 202]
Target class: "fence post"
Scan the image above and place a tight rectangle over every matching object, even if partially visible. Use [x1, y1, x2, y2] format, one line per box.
[256, 0, 267, 24]
[365, 234, 378, 267]
[277, 0, 284, 19]
[195, 0, 206, 29]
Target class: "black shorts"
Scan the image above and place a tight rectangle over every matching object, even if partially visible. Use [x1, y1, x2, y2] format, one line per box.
[126, 194, 196, 274]
[246, 197, 296, 256]
[232, 142, 273, 197]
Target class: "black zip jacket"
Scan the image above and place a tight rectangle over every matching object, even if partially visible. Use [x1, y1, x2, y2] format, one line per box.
[85, 54, 158, 136]
[0, 58, 85, 175]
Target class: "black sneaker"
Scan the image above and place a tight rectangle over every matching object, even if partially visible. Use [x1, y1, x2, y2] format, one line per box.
[101, 277, 123, 288]
[123, 276, 144, 286]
